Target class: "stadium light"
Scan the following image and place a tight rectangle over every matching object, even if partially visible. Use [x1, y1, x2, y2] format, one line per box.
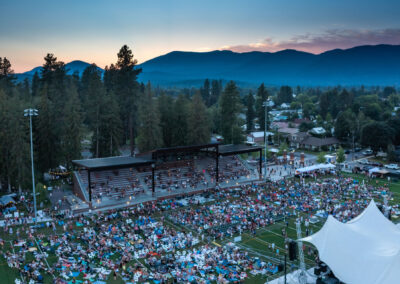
[24, 108, 38, 224]
[262, 100, 271, 182]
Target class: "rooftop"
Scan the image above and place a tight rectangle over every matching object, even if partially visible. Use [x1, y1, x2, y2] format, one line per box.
[302, 137, 339, 147]
[218, 144, 263, 156]
[72, 156, 155, 170]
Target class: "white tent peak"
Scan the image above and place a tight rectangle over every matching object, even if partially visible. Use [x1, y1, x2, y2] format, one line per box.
[301, 199, 400, 284]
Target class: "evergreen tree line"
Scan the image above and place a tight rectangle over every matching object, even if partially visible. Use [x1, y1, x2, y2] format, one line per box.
[2, 44, 400, 191]
[0, 46, 247, 191]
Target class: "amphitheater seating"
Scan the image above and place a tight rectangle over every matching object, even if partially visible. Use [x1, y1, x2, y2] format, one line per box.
[75, 155, 253, 201]
[206, 155, 251, 182]
[136, 160, 209, 192]
[77, 159, 210, 200]
[77, 167, 145, 200]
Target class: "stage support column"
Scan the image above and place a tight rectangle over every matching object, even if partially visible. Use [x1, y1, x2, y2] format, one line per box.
[88, 169, 92, 204]
[152, 164, 155, 197]
[216, 145, 219, 184]
[284, 254, 287, 284]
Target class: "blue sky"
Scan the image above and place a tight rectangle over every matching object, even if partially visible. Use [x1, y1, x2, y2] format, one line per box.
[1, 0, 400, 72]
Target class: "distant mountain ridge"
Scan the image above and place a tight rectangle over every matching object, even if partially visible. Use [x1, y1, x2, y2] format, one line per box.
[15, 45, 400, 86]
[16, 60, 103, 81]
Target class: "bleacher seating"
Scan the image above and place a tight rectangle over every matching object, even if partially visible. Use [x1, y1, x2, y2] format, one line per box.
[77, 159, 211, 200]
[75, 155, 253, 202]
[78, 167, 145, 200]
[206, 155, 251, 182]
[137, 160, 209, 192]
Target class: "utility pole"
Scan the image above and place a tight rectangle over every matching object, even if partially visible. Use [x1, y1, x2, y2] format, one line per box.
[263, 100, 269, 181]
[24, 108, 38, 224]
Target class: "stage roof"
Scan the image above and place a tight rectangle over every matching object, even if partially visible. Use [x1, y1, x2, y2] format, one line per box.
[153, 142, 219, 156]
[218, 144, 263, 156]
[72, 156, 154, 170]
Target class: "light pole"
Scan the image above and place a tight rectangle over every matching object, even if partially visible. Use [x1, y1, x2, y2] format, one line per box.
[263, 100, 270, 181]
[24, 108, 38, 223]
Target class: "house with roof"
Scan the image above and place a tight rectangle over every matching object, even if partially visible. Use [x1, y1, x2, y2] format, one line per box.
[288, 132, 340, 151]
[247, 131, 274, 144]
[300, 136, 340, 151]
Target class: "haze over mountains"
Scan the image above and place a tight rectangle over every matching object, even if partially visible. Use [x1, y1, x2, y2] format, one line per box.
[16, 44, 400, 86]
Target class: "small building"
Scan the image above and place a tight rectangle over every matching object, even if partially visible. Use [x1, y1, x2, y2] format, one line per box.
[279, 127, 299, 136]
[300, 137, 340, 151]
[289, 132, 309, 148]
[247, 131, 274, 144]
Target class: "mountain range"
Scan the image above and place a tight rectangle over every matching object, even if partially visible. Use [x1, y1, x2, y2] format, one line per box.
[15, 44, 400, 86]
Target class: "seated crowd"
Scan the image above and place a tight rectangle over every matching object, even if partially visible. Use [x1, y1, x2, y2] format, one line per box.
[206, 156, 251, 183]
[1, 169, 392, 283]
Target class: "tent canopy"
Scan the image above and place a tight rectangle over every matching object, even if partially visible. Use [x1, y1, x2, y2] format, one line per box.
[301, 200, 400, 284]
[0, 195, 15, 206]
[295, 163, 335, 174]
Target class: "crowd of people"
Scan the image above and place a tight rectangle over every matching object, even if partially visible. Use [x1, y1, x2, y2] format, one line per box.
[0, 167, 393, 283]
[169, 188, 291, 240]
[206, 156, 251, 183]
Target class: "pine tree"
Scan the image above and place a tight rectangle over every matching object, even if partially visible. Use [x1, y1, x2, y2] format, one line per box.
[62, 83, 83, 167]
[0, 57, 15, 92]
[0, 88, 12, 191]
[172, 94, 189, 146]
[101, 92, 123, 156]
[32, 72, 40, 98]
[219, 81, 243, 144]
[209, 80, 222, 107]
[255, 83, 268, 130]
[277, 86, 293, 104]
[137, 83, 163, 152]
[158, 92, 175, 147]
[187, 92, 210, 145]
[90, 91, 123, 157]
[113, 45, 142, 155]
[246, 91, 255, 133]
[200, 79, 210, 105]
[8, 95, 30, 192]
[35, 84, 58, 173]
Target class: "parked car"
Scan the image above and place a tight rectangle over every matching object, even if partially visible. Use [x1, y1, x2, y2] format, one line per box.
[359, 159, 370, 165]
[370, 161, 383, 167]
[344, 149, 351, 154]
[362, 149, 373, 155]
[354, 147, 362, 152]
[385, 164, 400, 170]
[362, 165, 373, 171]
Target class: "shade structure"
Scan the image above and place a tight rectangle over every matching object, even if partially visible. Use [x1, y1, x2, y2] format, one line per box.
[295, 163, 335, 174]
[301, 200, 400, 284]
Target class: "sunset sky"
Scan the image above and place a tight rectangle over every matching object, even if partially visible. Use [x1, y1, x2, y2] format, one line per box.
[1, 0, 400, 73]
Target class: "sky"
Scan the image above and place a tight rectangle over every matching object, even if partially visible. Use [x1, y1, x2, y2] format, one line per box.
[1, 0, 400, 73]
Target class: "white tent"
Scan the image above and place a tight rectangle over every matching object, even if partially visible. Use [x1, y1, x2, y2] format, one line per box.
[301, 200, 400, 284]
[295, 163, 335, 174]
[368, 167, 380, 175]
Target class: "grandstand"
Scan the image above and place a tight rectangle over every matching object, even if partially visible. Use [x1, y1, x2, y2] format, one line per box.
[72, 143, 263, 210]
